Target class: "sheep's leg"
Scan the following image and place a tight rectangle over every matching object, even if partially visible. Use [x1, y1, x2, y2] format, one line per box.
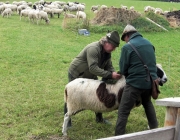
[62, 113, 71, 136]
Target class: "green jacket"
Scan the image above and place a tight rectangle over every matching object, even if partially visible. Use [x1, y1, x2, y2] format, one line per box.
[69, 41, 115, 79]
[119, 32, 157, 89]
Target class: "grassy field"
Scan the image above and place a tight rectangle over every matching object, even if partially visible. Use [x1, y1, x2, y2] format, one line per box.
[0, 0, 180, 139]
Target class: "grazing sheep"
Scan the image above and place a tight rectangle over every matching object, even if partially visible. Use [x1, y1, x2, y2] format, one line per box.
[76, 10, 86, 20]
[62, 64, 167, 136]
[163, 10, 170, 15]
[17, 4, 28, 15]
[51, 8, 63, 18]
[130, 6, 134, 11]
[121, 4, 128, 10]
[3, 4, 17, 13]
[0, 2, 4, 5]
[144, 6, 155, 13]
[20, 8, 31, 20]
[28, 9, 39, 24]
[100, 5, 107, 9]
[154, 8, 163, 15]
[2, 8, 12, 18]
[93, 9, 98, 14]
[68, 5, 78, 12]
[0, 4, 5, 14]
[91, 5, 99, 11]
[77, 4, 85, 11]
[42, 7, 53, 17]
[39, 0, 45, 5]
[38, 10, 50, 24]
[63, 12, 76, 18]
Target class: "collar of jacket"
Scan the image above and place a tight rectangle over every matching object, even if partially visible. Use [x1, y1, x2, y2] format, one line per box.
[99, 42, 111, 60]
[129, 32, 143, 40]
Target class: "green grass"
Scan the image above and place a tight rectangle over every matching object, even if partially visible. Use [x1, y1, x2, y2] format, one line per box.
[0, 0, 180, 139]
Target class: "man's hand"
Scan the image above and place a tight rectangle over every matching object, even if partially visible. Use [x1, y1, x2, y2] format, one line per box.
[112, 72, 121, 79]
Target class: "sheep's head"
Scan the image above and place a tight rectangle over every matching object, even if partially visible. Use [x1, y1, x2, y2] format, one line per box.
[45, 19, 50, 24]
[156, 64, 168, 86]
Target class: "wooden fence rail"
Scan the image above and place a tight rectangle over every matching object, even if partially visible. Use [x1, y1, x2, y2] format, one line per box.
[98, 97, 180, 140]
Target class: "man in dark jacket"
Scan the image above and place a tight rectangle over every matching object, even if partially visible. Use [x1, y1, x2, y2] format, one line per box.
[65, 31, 121, 127]
[115, 25, 158, 135]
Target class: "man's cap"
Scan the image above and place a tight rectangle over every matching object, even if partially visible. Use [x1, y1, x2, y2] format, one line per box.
[121, 24, 137, 41]
[106, 30, 120, 47]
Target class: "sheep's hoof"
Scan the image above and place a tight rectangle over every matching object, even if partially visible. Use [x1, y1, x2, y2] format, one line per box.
[62, 132, 67, 136]
[97, 119, 112, 125]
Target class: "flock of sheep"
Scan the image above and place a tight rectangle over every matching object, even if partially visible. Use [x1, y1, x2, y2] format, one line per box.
[0, 0, 87, 24]
[0, 0, 170, 25]
[144, 5, 170, 15]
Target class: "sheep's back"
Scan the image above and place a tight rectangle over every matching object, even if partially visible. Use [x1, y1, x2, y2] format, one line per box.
[64, 78, 121, 114]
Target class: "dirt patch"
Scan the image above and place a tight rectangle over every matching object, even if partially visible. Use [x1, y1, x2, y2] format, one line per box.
[165, 10, 180, 27]
[29, 135, 71, 140]
[90, 7, 141, 25]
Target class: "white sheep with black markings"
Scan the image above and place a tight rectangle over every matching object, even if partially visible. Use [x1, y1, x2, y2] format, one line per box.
[62, 64, 167, 135]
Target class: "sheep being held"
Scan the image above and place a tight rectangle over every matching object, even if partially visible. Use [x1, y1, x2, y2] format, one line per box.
[62, 64, 168, 135]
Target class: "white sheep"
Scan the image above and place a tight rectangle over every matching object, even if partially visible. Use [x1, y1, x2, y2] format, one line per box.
[28, 9, 39, 24]
[163, 10, 170, 15]
[91, 5, 99, 11]
[3, 4, 17, 13]
[144, 6, 155, 13]
[51, 8, 64, 18]
[77, 4, 85, 11]
[121, 4, 128, 10]
[68, 5, 78, 12]
[20, 8, 31, 20]
[17, 4, 28, 15]
[62, 64, 168, 135]
[2, 8, 12, 18]
[42, 7, 53, 18]
[100, 5, 107, 9]
[76, 10, 86, 20]
[130, 6, 134, 11]
[38, 10, 50, 24]
[63, 12, 76, 18]
[93, 9, 98, 14]
[0, 4, 5, 14]
[154, 8, 163, 15]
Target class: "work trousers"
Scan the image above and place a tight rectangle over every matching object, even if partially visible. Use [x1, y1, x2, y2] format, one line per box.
[115, 84, 158, 135]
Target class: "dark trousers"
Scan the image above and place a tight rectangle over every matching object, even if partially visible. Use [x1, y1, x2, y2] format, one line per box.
[115, 84, 158, 135]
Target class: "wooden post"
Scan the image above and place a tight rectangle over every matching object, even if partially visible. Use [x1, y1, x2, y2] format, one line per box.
[164, 107, 177, 126]
[156, 97, 180, 140]
[174, 108, 180, 140]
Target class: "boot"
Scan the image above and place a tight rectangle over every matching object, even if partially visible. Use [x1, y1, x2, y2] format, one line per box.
[95, 112, 111, 125]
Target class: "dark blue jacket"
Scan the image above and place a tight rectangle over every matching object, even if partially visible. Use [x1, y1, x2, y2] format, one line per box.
[119, 32, 157, 89]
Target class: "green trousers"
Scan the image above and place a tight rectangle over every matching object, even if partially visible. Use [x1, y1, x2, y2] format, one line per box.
[115, 84, 158, 135]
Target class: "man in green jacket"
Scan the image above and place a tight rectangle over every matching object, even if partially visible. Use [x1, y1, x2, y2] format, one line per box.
[65, 31, 121, 127]
[115, 24, 158, 135]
